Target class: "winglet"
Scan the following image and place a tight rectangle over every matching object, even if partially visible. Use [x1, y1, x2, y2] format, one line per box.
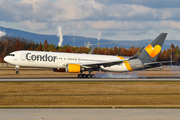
[88, 48, 95, 54]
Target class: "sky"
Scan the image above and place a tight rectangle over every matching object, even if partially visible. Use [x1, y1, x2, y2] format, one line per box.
[0, 0, 180, 40]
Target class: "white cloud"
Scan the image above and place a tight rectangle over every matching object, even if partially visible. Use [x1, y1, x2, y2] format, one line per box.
[160, 20, 180, 29]
[17, 20, 47, 31]
[1, 0, 180, 40]
[64, 21, 154, 30]
[0, 0, 4, 4]
[160, 11, 172, 19]
[50, 0, 102, 21]
[20, 0, 39, 4]
[0, 30, 6, 37]
[1, 0, 179, 23]
[0, 0, 180, 24]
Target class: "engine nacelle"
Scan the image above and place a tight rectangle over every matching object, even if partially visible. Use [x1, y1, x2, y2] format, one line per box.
[66, 64, 81, 73]
[53, 68, 66, 72]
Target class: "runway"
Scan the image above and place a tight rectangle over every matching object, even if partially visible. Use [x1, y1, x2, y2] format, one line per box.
[0, 77, 180, 81]
[0, 108, 180, 120]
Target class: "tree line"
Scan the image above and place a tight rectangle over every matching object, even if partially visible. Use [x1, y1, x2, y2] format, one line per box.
[0, 36, 180, 64]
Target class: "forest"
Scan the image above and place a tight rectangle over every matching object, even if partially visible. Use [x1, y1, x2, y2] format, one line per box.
[0, 36, 179, 64]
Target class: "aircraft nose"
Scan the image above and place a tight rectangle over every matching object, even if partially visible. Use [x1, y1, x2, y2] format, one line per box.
[4, 56, 8, 62]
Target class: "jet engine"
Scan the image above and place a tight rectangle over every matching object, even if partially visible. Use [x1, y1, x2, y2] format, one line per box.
[66, 64, 82, 73]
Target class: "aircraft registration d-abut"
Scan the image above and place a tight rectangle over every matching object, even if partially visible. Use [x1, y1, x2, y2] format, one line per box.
[4, 33, 170, 78]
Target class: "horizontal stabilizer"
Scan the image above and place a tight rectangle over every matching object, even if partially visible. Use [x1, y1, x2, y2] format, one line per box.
[143, 61, 173, 65]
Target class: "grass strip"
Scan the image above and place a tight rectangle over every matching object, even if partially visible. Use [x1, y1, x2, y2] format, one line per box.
[0, 81, 180, 108]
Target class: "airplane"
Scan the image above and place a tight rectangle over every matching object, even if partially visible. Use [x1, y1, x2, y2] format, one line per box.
[4, 33, 170, 78]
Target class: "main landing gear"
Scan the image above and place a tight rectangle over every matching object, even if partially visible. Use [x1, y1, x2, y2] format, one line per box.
[78, 74, 95, 78]
[15, 65, 19, 74]
[78, 69, 95, 78]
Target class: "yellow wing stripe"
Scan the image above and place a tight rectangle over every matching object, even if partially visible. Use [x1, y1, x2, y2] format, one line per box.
[117, 56, 133, 71]
[118, 56, 125, 60]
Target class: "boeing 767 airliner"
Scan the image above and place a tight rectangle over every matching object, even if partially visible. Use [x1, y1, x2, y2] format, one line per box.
[4, 33, 170, 78]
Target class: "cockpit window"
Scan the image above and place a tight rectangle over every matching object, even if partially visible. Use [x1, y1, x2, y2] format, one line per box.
[8, 54, 15, 56]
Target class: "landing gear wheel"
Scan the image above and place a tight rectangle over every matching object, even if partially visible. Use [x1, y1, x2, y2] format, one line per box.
[16, 71, 19, 74]
[78, 74, 82, 78]
[78, 73, 95, 78]
[82, 74, 87, 78]
[90, 74, 95, 78]
[86, 74, 91, 78]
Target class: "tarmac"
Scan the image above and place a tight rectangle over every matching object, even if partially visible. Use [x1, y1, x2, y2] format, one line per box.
[0, 77, 180, 81]
[0, 108, 180, 120]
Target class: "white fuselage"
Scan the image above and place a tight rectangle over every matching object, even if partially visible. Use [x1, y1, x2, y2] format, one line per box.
[4, 50, 141, 72]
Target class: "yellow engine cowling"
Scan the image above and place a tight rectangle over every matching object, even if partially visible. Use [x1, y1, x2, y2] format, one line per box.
[66, 64, 81, 73]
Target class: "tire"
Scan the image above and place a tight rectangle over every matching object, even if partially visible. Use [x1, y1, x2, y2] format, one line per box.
[78, 74, 82, 78]
[86, 74, 91, 78]
[82, 74, 87, 78]
[16, 71, 19, 74]
[90, 74, 95, 78]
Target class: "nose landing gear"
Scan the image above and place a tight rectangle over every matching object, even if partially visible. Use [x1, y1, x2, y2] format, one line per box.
[15, 65, 19, 74]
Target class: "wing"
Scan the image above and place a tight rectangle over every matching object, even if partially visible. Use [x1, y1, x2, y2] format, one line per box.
[80, 58, 130, 68]
[60, 56, 131, 69]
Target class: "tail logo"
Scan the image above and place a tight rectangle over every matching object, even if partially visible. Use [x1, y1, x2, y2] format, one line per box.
[145, 44, 161, 57]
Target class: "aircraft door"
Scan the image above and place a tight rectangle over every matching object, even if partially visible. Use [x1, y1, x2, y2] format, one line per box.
[21, 53, 25, 61]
